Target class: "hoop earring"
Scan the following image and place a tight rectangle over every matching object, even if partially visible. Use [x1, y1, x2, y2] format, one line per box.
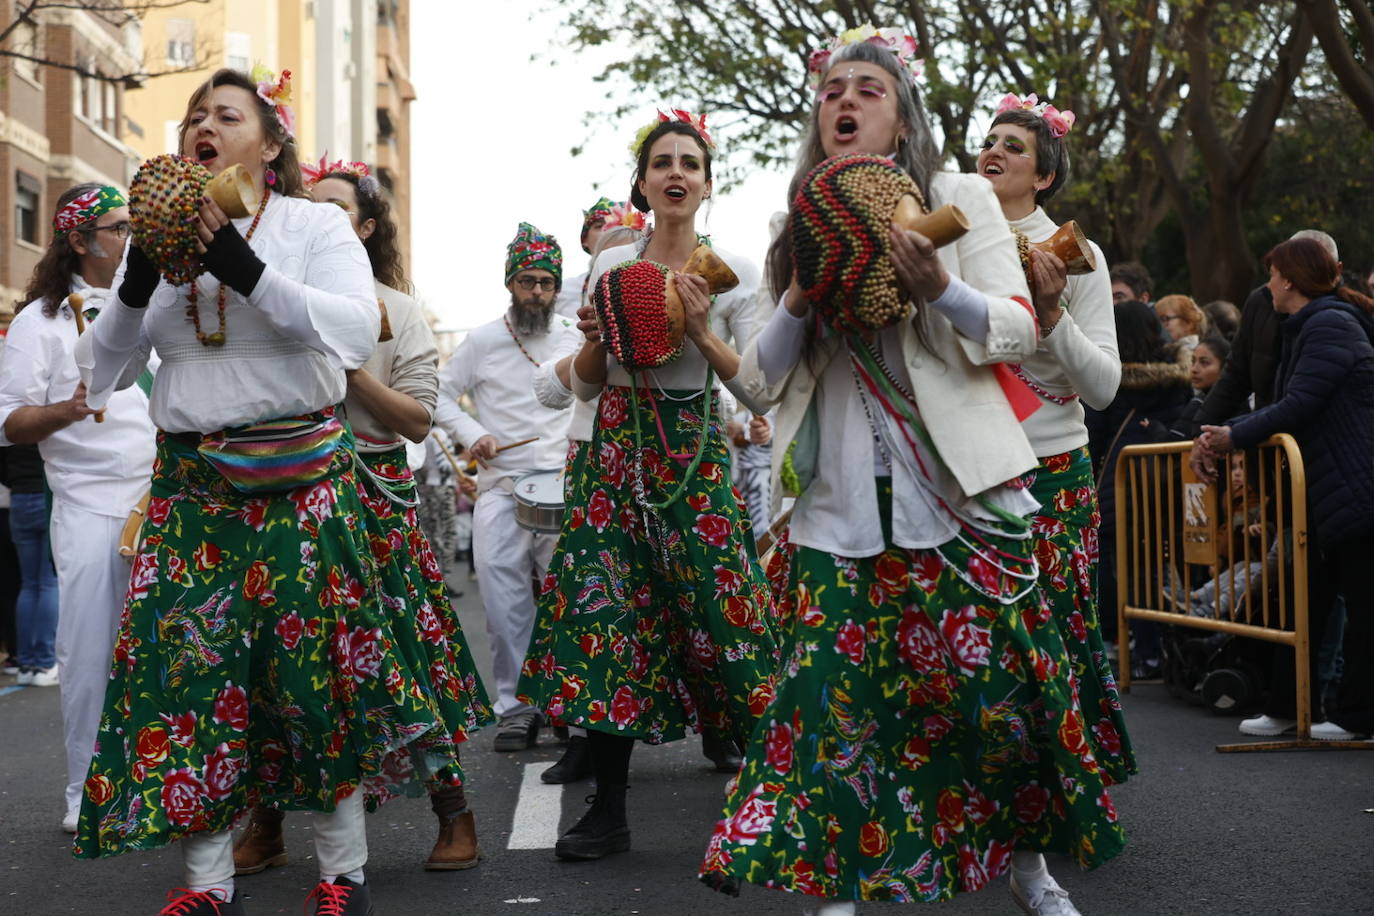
[265, 167, 277, 187]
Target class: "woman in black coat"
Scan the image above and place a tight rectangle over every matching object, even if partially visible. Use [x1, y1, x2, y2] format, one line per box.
[1086, 300, 1192, 673]
[1203, 237, 1374, 740]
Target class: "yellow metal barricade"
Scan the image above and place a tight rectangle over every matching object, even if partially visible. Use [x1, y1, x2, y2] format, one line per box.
[1113, 434, 1369, 752]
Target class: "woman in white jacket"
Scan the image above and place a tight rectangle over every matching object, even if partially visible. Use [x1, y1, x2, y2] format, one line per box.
[699, 31, 1124, 916]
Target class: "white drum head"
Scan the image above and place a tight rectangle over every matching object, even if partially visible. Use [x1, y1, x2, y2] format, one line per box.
[513, 470, 565, 508]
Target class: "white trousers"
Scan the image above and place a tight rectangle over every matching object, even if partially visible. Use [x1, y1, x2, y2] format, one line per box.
[50, 499, 129, 816]
[182, 792, 367, 886]
[472, 490, 555, 717]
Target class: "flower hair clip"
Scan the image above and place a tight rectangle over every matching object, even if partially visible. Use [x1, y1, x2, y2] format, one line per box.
[302, 153, 379, 195]
[995, 92, 1076, 138]
[606, 201, 647, 232]
[251, 64, 295, 138]
[629, 108, 714, 157]
[807, 24, 922, 88]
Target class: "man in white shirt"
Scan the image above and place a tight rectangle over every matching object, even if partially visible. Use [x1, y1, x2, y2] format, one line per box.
[0, 184, 157, 832]
[434, 223, 579, 751]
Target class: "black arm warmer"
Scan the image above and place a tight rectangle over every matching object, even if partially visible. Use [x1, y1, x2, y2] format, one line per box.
[117, 243, 161, 309]
[200, 222, 267, 298]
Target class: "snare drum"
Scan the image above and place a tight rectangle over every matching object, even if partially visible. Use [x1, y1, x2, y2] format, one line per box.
[513, 470, 565, 534]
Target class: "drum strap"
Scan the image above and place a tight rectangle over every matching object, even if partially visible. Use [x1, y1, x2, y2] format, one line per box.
[354, 449, 421, 507]
[628, 367, 715, 511]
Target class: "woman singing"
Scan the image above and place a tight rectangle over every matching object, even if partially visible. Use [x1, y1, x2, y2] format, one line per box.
[974, 93, 1134, 785]
[699, 29, 1124, 915]
[517, 112, 778, 860]
[73, 68, 470, 916]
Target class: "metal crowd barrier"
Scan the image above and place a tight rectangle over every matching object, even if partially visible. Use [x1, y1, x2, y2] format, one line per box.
[1112, 434, 1369, 752]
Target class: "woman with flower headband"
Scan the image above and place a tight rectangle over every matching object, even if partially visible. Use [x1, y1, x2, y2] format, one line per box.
[71, 68, 468, 916]
[224, 158, 493, 879]
[516, 111, 778, 860]
[699, 27, 1124, 915]
[974, 93, 1134, 788]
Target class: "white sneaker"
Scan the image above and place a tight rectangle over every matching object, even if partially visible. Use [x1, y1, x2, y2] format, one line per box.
[1, 658, 20, 676]
[1011, 872, 1082, 916]
[62, 808, 78, 833]
[15, 669, 34, 686]
[29, 666, 59, 687]
[1310, 721, 1368, 741]
[1238, 714, 1296, 736]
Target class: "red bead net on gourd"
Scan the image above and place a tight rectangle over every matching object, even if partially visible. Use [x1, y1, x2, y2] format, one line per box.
[593, 259, 682, 371]
[791, 153, 921, 335]
[129, 154, 220, 286]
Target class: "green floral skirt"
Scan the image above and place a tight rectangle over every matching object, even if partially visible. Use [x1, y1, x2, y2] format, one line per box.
[75, 426, 484, 858]
[700, 484, 1126, 902]
[517, 384, 778, 744]
[1028, 448, 1135, 784]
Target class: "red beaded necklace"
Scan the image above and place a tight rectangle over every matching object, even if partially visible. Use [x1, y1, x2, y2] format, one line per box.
[503, 315, 541, 367]
[188, 183, 271, 347]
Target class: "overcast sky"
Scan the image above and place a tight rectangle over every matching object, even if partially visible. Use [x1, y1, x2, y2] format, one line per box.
[409, 1, 791, 331]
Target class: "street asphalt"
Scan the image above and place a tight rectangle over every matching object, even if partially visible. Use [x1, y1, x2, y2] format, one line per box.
[1, 562, 1371, 916]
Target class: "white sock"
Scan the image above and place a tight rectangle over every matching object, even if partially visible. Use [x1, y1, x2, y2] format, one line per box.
[802, 902, 857, 916]
[320, 868, 366, 885]
[1012, 851, 1052, 899]
[188, 880, 234, 900]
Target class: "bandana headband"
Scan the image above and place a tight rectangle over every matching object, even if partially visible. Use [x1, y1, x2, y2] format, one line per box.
[53, 186, 126, 234]
[505, 222, 563, 286]
[995, 92, 1077, 138]
[808, 25, 922, 89]
[303, 153, 380, 196]
[251, 64, 295, 138]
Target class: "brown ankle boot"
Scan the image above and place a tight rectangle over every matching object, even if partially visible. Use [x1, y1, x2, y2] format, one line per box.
[232, 805, 287, 875]
[425, 785, 480, 870]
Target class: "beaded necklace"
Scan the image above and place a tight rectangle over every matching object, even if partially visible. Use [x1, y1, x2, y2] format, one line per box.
[503, 315, 541, 367]
[188, 184, 270, 347]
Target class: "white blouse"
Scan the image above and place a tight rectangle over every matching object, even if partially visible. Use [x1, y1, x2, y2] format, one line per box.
[83, 194, 379, 433]
[581, 241, 768, 413]
[345, 280, 439, 450]
[1009, 207, 1120, 457]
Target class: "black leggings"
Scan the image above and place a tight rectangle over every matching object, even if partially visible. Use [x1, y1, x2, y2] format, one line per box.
[588, 730, 635, 787]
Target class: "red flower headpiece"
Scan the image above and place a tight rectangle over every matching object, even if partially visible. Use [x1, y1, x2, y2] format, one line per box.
[302, 153, 379, 195]
[630, 108, 714, 157]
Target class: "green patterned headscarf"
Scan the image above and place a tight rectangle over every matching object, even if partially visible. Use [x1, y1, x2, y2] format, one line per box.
[581, 197, 617, 238]
[53, 185, 125, 233]
[504, 222, 562, 289]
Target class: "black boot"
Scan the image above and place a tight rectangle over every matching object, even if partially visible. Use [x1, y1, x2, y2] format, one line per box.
[701, 728, 743, 774]
[542, 735, 593, 784]
[554, 786, 629, 860]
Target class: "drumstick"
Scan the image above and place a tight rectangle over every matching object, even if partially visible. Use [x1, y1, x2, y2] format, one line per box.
[67, 294, 104, 423]
[495, 436, 539, 454]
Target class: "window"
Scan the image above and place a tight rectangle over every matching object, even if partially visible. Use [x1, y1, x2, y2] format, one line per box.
[103, 79, 118, 134]
[16, 172, 41, 245]
[166, 19, 194, 67]
[13, 20, 40, 82]
[225, 32, 251, 72]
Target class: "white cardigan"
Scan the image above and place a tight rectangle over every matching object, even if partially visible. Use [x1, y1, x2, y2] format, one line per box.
[736, 172, 1040, 548]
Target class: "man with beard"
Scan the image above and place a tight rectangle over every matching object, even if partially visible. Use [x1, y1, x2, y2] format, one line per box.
[435, 223, 579, 751]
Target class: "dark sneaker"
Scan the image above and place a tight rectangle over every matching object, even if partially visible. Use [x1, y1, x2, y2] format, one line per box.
[701, 729, 743, 773]
[492, 711, 540, 752]
[157, 889, 245, 915]
[305, 877, 375, 916]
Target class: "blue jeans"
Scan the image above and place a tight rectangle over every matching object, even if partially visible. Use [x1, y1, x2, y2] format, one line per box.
[10, 491, 57, 670]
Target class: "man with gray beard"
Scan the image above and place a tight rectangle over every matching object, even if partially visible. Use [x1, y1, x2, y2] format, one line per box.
[434, 223, 579, 751]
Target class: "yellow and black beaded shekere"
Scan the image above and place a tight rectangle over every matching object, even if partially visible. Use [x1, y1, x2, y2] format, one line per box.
[593, 259, 685, 371]
[791, 153, 924, 335]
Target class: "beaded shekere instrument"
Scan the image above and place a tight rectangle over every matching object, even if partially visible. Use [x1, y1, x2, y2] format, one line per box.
[792, 154, 970, 335]
[129, 155, 257, 285]
[1016, 220, 1099, 294]
[593, 244, 739, 372]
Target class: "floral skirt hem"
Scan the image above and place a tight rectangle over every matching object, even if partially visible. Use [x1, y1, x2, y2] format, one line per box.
[74, 432, 487, 858]
[1029, 448, 1136, 784]
[699, 538, 1126, 903]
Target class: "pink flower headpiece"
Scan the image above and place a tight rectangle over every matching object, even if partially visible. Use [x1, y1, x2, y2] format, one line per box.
[630, 108, 714, 157]
[807, 24, 922, 88]
[995, 92, 1076, 138]
[251, 64, 295, 138]
[302, 153, 379, 195]
[606, 201, 647, 232]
